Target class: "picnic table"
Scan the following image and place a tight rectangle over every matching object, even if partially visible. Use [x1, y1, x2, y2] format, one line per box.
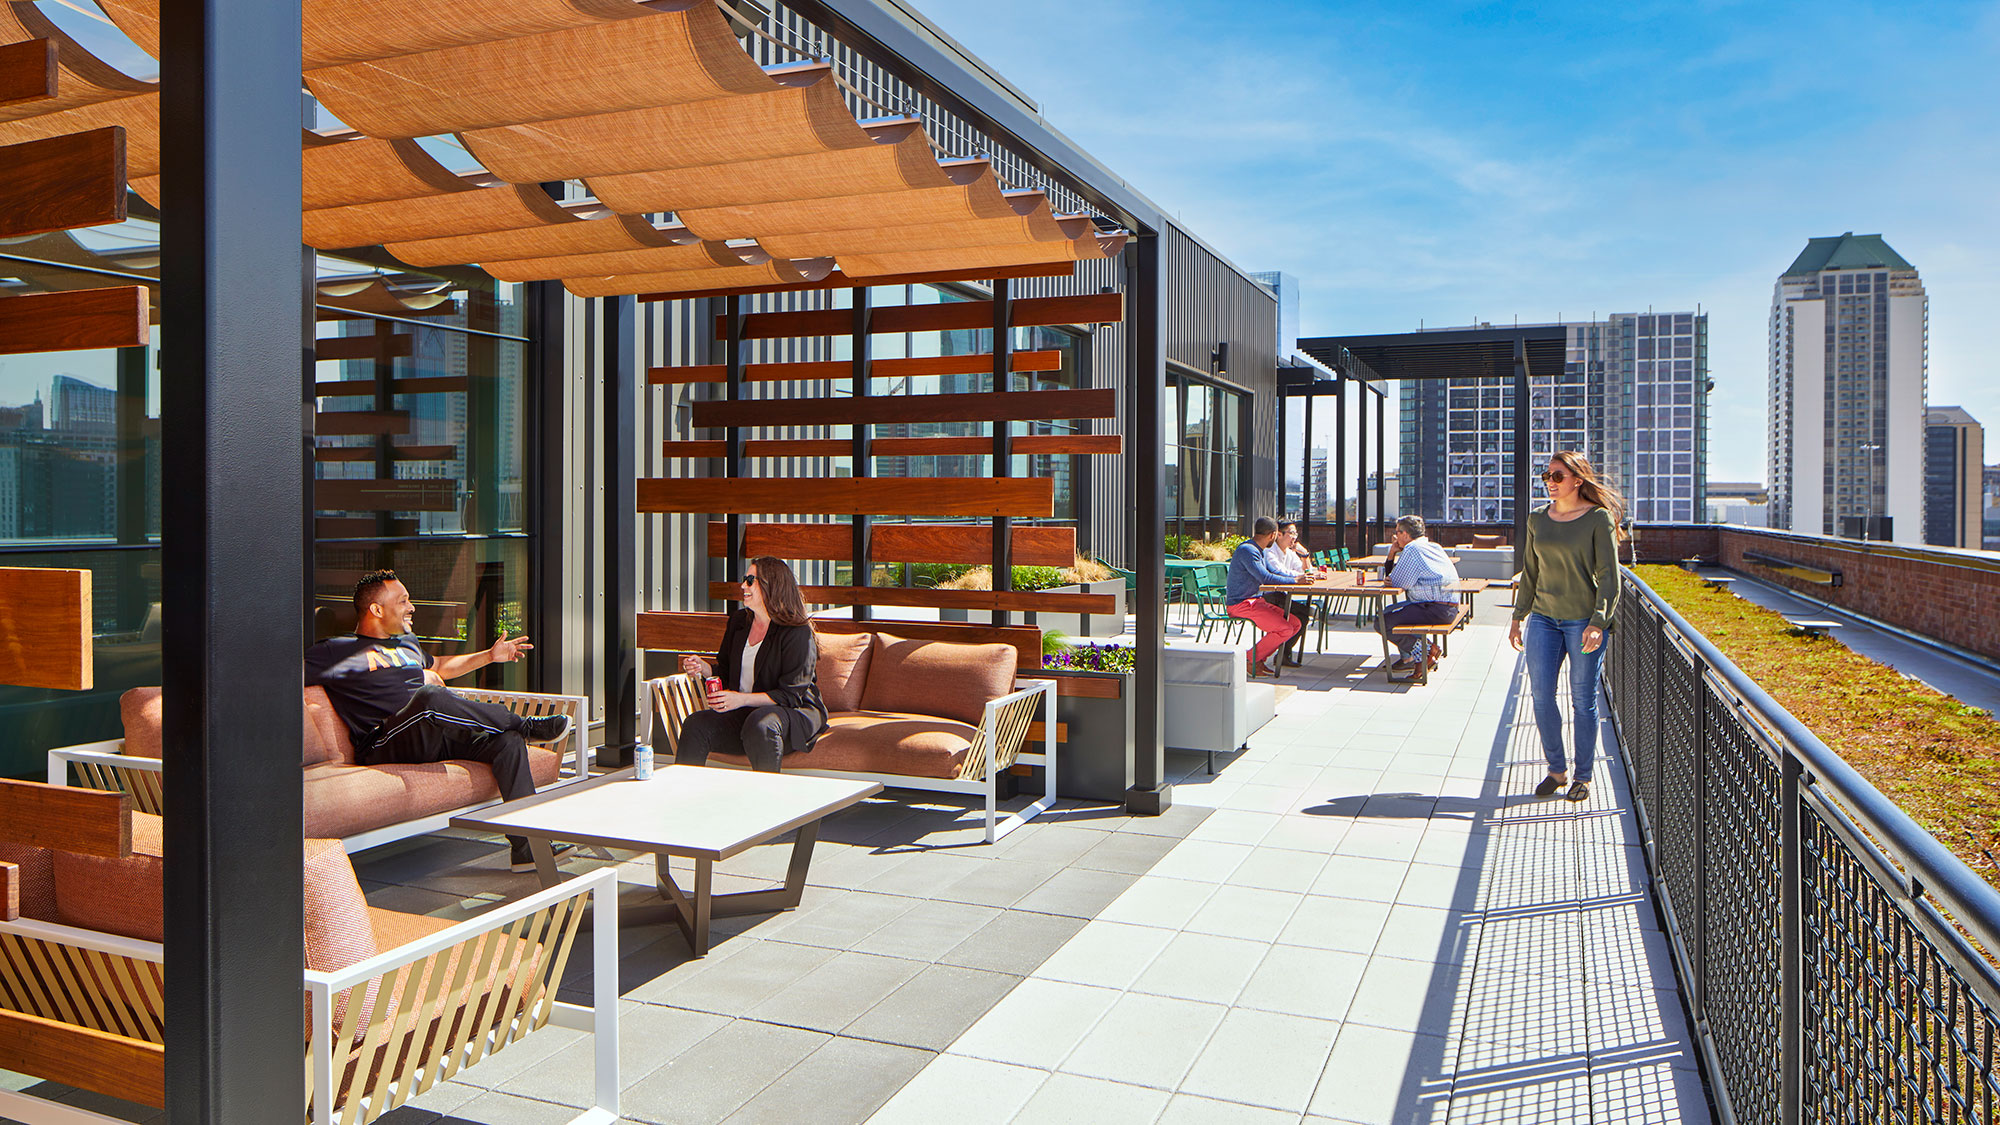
[1260, 573, 1489, 647]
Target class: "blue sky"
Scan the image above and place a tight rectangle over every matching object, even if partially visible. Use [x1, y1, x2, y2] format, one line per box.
[913, 0, 2000, 482]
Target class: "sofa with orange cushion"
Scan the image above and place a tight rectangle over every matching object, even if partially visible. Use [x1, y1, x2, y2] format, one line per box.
[647, 632, 1057, 843]
[45, 683, 589, 853]
[0, 782, 618, 1125]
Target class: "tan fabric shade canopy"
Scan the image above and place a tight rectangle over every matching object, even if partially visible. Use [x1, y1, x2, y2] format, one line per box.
[7, 0, 1127, 298]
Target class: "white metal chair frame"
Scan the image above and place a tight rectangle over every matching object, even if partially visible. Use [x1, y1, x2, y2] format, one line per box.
[645, 673, 1058, 844]
[0, 868, 619, 1125]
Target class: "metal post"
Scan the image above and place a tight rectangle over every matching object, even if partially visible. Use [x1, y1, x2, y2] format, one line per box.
[1375, 387, 1386, 544]
[851, 288, 872, 619]
[1513, 336, 1530, 545]
[991, 278, 1013, 627]
[1780, 751, 1805, 1125]
[1334, 379, 1346, 556]
[602, 294, 637, 768]
[1356, 382, 1369, 555]
[723, 295, 745, 604]
[1127, 237, 1170, 815]
[159, 0, 305, 1116]
[1299, 392, 1312, 545]
[525, 280, 567, 695]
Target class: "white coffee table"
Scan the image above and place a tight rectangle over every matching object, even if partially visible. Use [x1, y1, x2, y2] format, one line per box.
[452, 764, 881, 955]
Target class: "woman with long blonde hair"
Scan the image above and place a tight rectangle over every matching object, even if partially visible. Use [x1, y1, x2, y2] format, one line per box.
[675, 556, 826, 771]
[1508, 450, 1623, 803]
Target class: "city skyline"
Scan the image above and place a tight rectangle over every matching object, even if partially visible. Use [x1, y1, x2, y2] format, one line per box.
[909, 0, 2000, 485]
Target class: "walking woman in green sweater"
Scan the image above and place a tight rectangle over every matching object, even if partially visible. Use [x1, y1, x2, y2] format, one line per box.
[1508, 450, 1623, 803]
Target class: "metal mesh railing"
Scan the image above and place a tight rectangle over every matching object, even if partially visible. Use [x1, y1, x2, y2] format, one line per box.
[1607, 567, 2000, 1125]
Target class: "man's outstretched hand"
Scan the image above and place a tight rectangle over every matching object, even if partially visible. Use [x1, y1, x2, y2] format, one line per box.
[488, 632, 534, 663]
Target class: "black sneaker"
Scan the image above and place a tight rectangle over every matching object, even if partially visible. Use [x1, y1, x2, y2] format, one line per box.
[521, 714, 573, 743]
[1534, 775, 1566, 797]
[510, 840, 575, 873]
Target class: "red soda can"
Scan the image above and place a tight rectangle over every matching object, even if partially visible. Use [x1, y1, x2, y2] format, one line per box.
[705, 676, 724, 698]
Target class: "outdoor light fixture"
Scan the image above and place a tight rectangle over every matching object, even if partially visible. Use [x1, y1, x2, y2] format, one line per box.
[1210, 341, 1229, 374]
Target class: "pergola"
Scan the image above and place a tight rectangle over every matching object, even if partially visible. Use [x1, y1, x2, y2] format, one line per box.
[0, 0, 1184, 1114]
[1297, 325, 1569, 549]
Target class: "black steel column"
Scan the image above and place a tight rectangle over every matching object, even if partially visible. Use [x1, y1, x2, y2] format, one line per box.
[991, 278, 1013, 627]
[1299, 393, 1312, 545]
[602, 294, 638, 767]
[1128, 237, 1170, 815]
[1334, 379, 1346, 556]
[851, 289, 872, 619]
[723, 295, 746, 605]
[114, 344, 151, 633]
[1375, 387, 1386, 544]
[1355, 382, 1369, 555]
[1512, 336, 1530, 546]
[525, 280, 566, 694]
[159, 0, 305, 1117]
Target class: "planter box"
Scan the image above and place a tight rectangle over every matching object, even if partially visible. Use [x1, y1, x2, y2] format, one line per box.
[1162, 641, 1276, 753]
[1021, 668, 1132, 803]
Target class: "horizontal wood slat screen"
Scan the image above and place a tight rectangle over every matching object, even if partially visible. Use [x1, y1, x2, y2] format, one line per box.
[637, 260, 1075, 304]
[710, 583, 1115, 613]
[0, 287, 148, 357]
[314, 411, 410, 436]
[0, 1009, 164, 1110]
[0, 38, 55, 108]
[637, 612, 1045, 670]
[315, 517, 418, 538]
[313, 444, 458, 462]
[0, 779, 128, 856]
[662, 434, 1121, 460]
[639, 477, 1052, 518]
[0, 567, 91, 691]
[1026, 722, 1067, 743]
[692, 388, 1116, 430]
[314, 376, 467, 397]
[0, 128, 126, 241]
[314, 478, 458, 512]
[708, 520, 1080, 564]
[719, 293, 1124, 341]
[649, 349, 1062, 386]
[706, 521, 1076, 567]
[313, 333, 415, 362]
[0, 860, 15, 920]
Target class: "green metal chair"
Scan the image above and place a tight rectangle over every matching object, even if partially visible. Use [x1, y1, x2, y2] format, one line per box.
[1190, 564, 1242, 644]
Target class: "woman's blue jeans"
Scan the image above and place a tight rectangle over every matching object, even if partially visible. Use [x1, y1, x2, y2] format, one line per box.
[1524, 613, 1605, 782]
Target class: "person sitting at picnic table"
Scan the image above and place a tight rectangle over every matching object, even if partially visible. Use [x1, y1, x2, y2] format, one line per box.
[1377, 515, 1464, 673]
[1227, 516, 1304, 678]
[1262, 520, 1328, 667]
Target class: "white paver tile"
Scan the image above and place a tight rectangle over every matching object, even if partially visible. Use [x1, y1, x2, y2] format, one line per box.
[1185, 885, 1308, 943]
[1158, 1093, 1302, 1124]
[1308, 1024, 1454, 1123]
[1279, 895, 1392, 954]
[865, 1054, 1046, 1124]
[1236, 943, 1370, 1022]
[1014, 1072, 1172, 1123]
[1098, 875, 1219, 930]
[1179, 1007, 1343, 1112]
[1149, 839, 1255, 883]
[1130, 930, 1268, 1005]
[1228, 845, 1332, 893]
[1060, 992, 1228, 1091]
[1032, 920, 1176, 990]
[947, 978, 1121, 1070]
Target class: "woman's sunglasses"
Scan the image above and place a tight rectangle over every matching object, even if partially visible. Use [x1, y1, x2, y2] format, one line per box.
[739, 574, 758, 586]
[1540, 470, 1570, 484]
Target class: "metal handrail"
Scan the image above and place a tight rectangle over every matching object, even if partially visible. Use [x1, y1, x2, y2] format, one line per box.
[1622, 565, 2000, 959]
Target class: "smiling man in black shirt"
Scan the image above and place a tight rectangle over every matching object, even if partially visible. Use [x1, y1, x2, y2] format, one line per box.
[304, 569, 571, 871]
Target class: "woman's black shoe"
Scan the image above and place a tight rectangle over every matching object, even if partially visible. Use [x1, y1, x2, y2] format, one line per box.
[1534, 775, 1565, 798]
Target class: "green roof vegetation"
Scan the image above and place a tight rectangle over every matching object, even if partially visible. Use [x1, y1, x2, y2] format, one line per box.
[1638, 565, 1999, 888]
[1783, 232, 1915, 277]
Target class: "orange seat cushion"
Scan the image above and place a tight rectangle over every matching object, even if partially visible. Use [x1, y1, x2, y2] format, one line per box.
[814, 631, 874, 713]
[303, 747, 559, 839]
[711, 711, 976, 780]
[52, 812, 164, 942]
[859, 635, 1014, 727]
[0, 841, 57, 922]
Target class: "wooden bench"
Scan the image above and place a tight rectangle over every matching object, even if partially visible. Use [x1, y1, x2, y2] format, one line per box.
[1381, 602, 1472, 685]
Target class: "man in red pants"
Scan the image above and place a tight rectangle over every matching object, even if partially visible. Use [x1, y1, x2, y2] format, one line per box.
[1226, 517, 1303, 677]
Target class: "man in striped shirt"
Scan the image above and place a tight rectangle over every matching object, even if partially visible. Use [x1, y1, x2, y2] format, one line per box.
[1378, 515, 1462, 671]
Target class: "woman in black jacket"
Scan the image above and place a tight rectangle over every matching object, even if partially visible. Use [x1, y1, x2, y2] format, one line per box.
[675, 556, 827, 771]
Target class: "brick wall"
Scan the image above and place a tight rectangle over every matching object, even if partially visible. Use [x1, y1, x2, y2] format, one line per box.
[1629, 524, 1721, 564]
[1716, 528, 2000, 662]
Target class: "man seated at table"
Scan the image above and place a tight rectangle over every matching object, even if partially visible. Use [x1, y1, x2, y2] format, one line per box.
[1262, 520, 1327, 667]
[1378, 515, 1464, 673]
[305, 570, 573, 872]
[1227, 517, 1304, 678]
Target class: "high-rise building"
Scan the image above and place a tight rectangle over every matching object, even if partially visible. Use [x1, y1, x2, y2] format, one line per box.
[1397, 314, 1707, 524]
[1308, 447, 1329, 521]
[1924, 406, 1983, 549]
[1767, 233, 1927, 540]
[46, 375, 114, 432]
